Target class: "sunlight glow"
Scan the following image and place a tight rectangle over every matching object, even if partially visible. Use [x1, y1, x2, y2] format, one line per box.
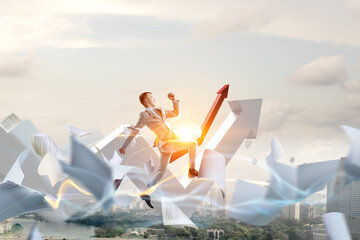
[174, 124, 202, 140]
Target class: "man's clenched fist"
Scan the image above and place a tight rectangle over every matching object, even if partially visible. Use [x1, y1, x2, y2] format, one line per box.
[168, 93, 175, 101]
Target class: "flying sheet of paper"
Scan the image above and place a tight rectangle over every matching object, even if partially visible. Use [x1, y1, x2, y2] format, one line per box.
[265, 138, 285, 168]
[38, 152, 66, 187]
[27, 222, 42, 240]
[66, 126, 91, 137]
[94, 146, 109, 161]
[1, 118, 40, 180]
[266, 138, 339, 201]
[144, 155, 155, 175]
[17, 152, 54, 195]
[3, 149, 29, 184]
[198, 149, 225, 198]
[0, 181, 52, 222]
[267, 159, 339, 202]
[111, 165, 144, 180]
[60, 136, 114, 211]
[114, 175, 140, 207]
[161, 196, 198, 229]
[228, 179, 283, 226]
[94, 124, 160, 191]
[296, 160, 339, 199]
[32, 134, 65, 159]
[323, 212, 351, 240]
[266, 161, 298, 201]
[110, 150, 123, 165]
[61, 129, 104, 158]
[0, 113, 21, 134]
[342, 125, 360, 184]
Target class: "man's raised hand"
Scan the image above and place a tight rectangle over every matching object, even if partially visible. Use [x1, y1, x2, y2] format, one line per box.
[168, 93, 175, 101]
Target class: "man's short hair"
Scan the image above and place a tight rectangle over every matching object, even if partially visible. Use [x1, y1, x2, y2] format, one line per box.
[139, 92, 152, 106]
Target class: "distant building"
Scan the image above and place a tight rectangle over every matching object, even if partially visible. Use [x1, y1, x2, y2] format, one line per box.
[207, 229, 224, 240]
[327, 157, 360, 240]
[0, 218, 12, 234]
[281, 202, 300, 220]
[296, 224, 327, 240]
[209, 186, 226, 218]
[300, 204, 316, 220]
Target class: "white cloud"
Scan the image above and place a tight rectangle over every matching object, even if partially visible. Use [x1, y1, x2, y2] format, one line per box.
[259, 101, 304, 132]
[53, 0, 360, 45]
[286, 55, 346, 86]
[1, 0, 360, 52]
[190, 1, 279, 40]
[341, 80, 360, 95]
[344, 0, 360, 17]
[0, 55, 37, 78]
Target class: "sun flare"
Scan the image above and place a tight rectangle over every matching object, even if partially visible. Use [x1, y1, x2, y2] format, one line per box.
[173, 124, 202, 140]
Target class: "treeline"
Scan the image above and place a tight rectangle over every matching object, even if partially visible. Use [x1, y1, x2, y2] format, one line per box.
[71, 211, 321, 239]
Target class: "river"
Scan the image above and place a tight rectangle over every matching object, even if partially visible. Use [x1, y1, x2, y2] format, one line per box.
[7, 218, 95, 239]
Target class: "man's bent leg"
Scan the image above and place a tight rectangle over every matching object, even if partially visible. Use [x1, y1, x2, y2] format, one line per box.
[148, 151, 172, 187]
[160, 139, 198, 169]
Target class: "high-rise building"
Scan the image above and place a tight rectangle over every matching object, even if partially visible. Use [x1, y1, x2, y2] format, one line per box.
[327, 157, 360, 240]
[281, 202, 300, 220]
[209, 186, 226, 218]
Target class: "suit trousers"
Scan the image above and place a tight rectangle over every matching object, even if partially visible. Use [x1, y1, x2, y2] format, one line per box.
[147, 139, 198, 187]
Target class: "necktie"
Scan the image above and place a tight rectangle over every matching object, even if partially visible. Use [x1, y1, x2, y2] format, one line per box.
[154, 108, 162, 118]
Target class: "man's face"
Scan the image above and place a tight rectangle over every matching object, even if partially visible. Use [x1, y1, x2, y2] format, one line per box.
[145, 93, 156, 107]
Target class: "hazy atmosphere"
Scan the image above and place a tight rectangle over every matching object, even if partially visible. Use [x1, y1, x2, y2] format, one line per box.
[1, 0, 360, 181]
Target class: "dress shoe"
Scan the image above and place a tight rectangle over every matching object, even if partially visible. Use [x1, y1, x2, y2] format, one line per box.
[188, 168, 199, 179]
[140, 194, 154, 209]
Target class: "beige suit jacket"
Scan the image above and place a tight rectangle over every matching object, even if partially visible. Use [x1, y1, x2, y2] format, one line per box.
[122, 100, 180, 149]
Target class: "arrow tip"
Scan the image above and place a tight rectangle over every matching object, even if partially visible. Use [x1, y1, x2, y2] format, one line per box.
[217, 84, 229, 98]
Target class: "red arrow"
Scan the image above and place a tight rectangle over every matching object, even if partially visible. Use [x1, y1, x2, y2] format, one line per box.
[169, 84, 229, 163]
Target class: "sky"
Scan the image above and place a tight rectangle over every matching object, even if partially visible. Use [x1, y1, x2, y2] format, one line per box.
[1, 0, 360, 181]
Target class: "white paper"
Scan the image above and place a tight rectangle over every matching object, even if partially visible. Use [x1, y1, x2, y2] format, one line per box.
[265, 138, 285, 169]
[94, 146, 109, 161]
[32, 134, 65, 159]
[110, 150, 123, 165]
[66, 126, 91, 137]
[4, 149, 29, 184]
[266, 161, 298, 201]
[27, 222, 42, 240]
[61, 129, 104, 158]
[266, 138, 339, 201]
[199, 149, 226, 198]
[114, 175, 140, 207]
[0, 118, 41, 184]
[0, 181, 52, 222]
[323, 212, 351, 240]
[228, 179, 283, 226]
[342, 125, 360, 184]
[143, 156, 155, 175]
[38, 152, 66, 187]
[59, 136, 114, 211]
[0, 113, 21, 133]
[111, 164, 144, 180]
[161, 196, 198, 229]
[94, 124, 159, 191]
